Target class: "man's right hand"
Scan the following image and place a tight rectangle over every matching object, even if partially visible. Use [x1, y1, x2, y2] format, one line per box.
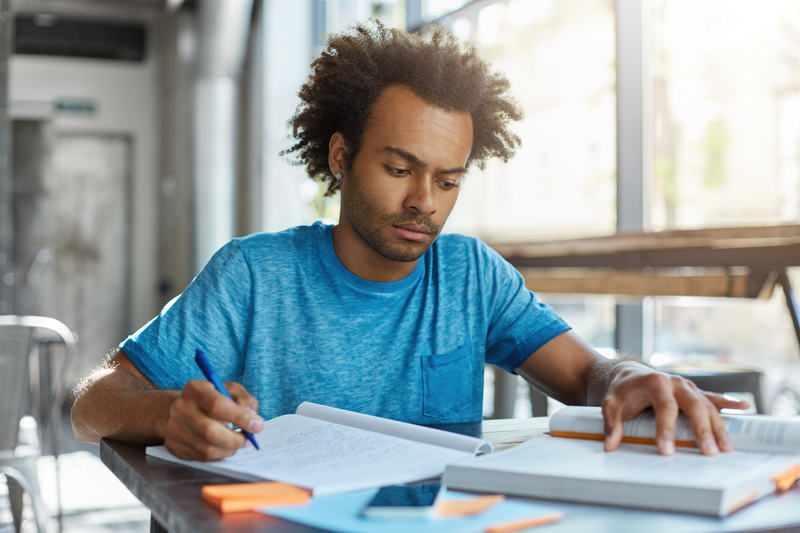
[71, 348, 264, 461]
[165, 379, 264, 461]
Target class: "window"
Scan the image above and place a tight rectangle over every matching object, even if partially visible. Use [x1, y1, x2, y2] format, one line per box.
[651, 0, 800, 230]
[649, 0, 800, 415]
[443, 0, 617, 242]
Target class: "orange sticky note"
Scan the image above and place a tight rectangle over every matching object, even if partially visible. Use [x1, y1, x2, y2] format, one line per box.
[201, 482, 310, 513]
[438, 495, 505, 517]
[485, 512, 562, 533]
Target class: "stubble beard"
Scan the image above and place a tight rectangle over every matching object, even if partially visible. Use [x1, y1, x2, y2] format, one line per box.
[341, 167, 443, 263]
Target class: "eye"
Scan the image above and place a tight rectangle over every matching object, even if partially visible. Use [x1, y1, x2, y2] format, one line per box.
[386, 166, 409, 176]
[437, 179, 460, 190]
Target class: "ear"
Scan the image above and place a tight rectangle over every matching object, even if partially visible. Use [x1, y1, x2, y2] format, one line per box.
[328, 132, 348, 177]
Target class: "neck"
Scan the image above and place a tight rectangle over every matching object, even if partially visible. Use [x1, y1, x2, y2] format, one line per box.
[331, 220, 419, 283]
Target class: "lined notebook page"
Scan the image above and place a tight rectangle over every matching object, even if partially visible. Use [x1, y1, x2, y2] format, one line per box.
[296, 402, 493, 454]
[147, 414, 470, 496]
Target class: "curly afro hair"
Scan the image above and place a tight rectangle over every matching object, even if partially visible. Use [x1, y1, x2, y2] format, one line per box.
[283, 20, 524, 196]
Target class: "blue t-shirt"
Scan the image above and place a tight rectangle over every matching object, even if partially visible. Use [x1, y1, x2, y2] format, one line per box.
[121, 223, 570, 424]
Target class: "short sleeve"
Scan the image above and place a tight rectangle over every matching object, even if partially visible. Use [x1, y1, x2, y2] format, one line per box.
[120, 240, 254, 390]
[480, 243, 571, 372]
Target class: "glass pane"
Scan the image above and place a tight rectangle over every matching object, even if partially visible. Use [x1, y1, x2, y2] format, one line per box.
[651, 0, 800, 230]
[325, 1, 407, 34]
[312, 1, 408, 224]
[543, 294, 617, 351]
[424, 0, 474, 21]
[444, 0, 616, 242]
[652, 268, 800, 416]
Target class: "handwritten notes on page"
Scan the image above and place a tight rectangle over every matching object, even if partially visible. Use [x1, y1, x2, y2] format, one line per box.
[147, 414, 471, 496]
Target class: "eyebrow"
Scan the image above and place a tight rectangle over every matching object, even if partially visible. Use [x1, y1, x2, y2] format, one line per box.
[379, 146, 466, 175]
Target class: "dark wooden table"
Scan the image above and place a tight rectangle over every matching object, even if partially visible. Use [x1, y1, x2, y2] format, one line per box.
[100, 418, 549, 533]
[101, 417, 800, 533]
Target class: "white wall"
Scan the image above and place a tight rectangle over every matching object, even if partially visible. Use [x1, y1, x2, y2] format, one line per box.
[261, 0, 315, 232]
[10, 12, 161, 331]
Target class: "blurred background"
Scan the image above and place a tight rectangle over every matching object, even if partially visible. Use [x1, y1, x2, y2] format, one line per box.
[0, 0, 799, 531]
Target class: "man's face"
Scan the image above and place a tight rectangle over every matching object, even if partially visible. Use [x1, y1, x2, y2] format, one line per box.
[336, 85, 474, 263]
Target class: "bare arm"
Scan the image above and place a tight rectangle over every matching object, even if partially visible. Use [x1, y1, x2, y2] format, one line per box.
[515, 330, 747, 455]
[71, 348, 264, 461]
[71, 348, 177, 445]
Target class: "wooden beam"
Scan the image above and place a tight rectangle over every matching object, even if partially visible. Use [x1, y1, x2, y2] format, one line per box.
[492, 225, 800, 271]
[492, 224, 800, 259]
[519, 268, 779, 299]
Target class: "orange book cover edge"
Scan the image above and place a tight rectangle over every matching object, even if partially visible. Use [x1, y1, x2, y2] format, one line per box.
[550, 430, 696, 448]
[772, 464, 800, 492]
[726, 491, 758, 514]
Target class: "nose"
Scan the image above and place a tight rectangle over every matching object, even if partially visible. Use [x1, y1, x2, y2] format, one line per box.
[404, 176, 437, 217]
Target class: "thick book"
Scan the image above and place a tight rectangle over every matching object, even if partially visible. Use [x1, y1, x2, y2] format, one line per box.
[146, 402, 492, 496]
[443, 407, 800, 517]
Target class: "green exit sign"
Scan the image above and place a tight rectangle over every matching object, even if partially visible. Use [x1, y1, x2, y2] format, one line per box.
[55, 99, 97, 115]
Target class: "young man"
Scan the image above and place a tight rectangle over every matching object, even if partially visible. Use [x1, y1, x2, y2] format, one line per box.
[71, 22, 744, 462]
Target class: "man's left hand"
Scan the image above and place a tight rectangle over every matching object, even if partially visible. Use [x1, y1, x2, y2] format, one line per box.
[601, 362, 748, 455]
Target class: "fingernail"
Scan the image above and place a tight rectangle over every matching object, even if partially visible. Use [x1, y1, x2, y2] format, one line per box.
[703, 437, 719, 455]
[720, 435, 733, 451]
[659, 430, 674, 455]
[248, 417, 263, 432]
[661, 439, 675, 455]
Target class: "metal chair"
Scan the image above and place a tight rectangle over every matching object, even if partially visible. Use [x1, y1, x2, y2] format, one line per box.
[0, 316, 77, 533]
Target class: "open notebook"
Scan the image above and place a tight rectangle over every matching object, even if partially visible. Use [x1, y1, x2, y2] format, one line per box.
[443, 407, 800, 517]
[147, 402, 491, 496]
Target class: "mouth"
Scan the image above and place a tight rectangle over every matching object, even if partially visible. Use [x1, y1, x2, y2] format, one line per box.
[391, 223, 431, 243]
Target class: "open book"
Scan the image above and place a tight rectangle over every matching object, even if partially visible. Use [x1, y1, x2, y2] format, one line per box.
[443, 407, 800, 517]
[548, 406, 800, 454]
[147, 402, 492, 496]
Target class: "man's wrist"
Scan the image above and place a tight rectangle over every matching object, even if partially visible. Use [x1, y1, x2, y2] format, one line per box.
[586, 357, 653, 406]
[152, 389, 181, 441]
[609, 359, 652, 380]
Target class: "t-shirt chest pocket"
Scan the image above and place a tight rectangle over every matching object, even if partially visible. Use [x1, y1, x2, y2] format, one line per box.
[420, 341, 473, 420]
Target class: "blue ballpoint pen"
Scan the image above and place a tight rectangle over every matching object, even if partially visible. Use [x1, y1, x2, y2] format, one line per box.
[194, 348, 260, 450]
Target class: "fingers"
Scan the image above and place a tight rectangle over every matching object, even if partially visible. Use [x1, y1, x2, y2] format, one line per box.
[704, 391, 750, 412]
[648, 377, 735, 455]
[164, 380, 263, 461]
[601, 397, 624, 452]
[225, 382, 263, 429]
[643, 373, 680, 455]
[166, 392, 245, 461]
[601, 366, 737, 457]
[165, 415, 241, 461]
[674, 387, 718, 454]
[601, 363, 653, 452]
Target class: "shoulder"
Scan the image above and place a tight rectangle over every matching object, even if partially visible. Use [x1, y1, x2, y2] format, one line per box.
[196, 224, 323, 283]
[432, 232, 504, 265]
[433, 232, 481, 253]
[431, 232, 520, 291]
[234, 223, 324, 263]
[236, 223, 321, 249]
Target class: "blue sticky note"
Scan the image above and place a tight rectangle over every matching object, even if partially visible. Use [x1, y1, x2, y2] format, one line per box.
[259, 489, 560, 533]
